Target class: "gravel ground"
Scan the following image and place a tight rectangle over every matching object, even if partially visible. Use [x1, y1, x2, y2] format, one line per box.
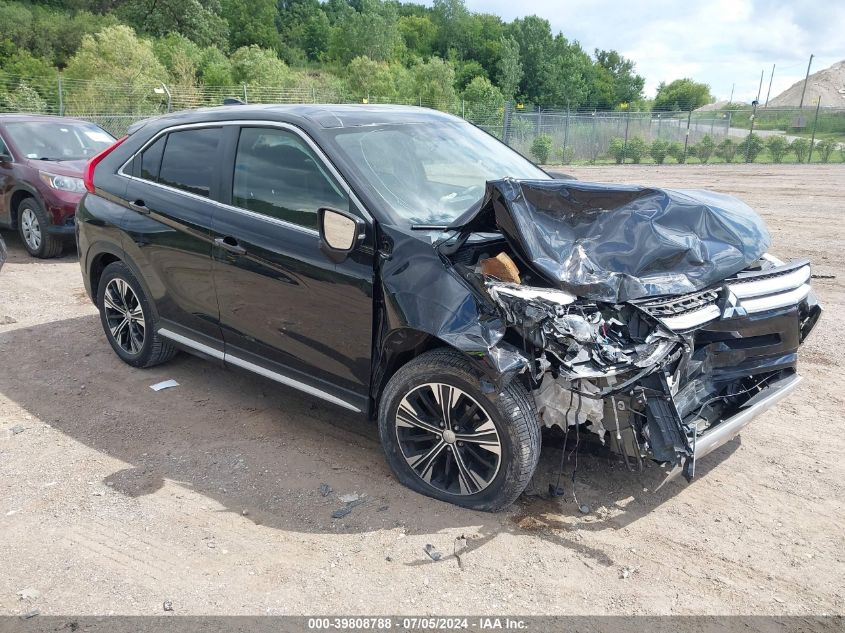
[0, 164, 843, 616]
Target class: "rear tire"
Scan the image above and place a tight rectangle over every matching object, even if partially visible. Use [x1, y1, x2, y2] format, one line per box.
[97, 261, 177, 368]
[378, 349, 541, 512]
[18, 198, 62, 259]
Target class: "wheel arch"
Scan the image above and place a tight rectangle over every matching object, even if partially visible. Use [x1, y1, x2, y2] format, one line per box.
[7, 185, 42, 228]
[86, 243, 157, 320]
[370, 327, 510, 419]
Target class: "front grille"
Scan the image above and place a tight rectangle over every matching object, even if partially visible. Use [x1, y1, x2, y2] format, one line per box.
[638, 289, 719, 318]
[634, 258, 814, 331]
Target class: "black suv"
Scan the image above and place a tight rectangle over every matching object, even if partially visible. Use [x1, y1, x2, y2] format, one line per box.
[78, 105, 819, 511]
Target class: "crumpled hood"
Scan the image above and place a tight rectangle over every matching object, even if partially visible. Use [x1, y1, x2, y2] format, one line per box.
[456, 178, 772, 302]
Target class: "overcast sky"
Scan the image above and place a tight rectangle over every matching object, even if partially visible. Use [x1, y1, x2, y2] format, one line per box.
[460, 0, 843, 102]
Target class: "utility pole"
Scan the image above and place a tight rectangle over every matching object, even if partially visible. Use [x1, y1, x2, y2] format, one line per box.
[756, 69, 764, 103]
[799, 54, 814, 109]
[808, 97, 821, 162]
[728, 83, 735, 106]
[764, 64, 776, 107]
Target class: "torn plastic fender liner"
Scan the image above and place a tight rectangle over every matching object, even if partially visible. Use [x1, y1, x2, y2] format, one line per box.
[454, 179, 772, 303]
[374, 225, 529, 399]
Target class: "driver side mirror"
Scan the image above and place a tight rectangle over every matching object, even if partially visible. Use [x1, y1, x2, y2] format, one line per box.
[319, 207, 364, 263]
[0, 152, 11, 164]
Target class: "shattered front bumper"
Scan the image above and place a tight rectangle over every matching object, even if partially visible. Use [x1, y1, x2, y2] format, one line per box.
[628, 258, 822, 481]
[487, 257, 822, 482]
[660, 371, 802, 484]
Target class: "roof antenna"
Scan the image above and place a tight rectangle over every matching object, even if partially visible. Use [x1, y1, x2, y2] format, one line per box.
[223, 97, 245, 106]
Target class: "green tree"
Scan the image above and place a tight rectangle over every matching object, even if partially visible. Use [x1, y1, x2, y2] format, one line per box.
[398, 15, 436, 57]
[64, 25, 168, 114]
[0, 2, 118, 68]
[667, 141, 686, 163]
[119, 0, 228, 49]
[653, 78, 712, 111]
[462, 75, 503, 126]
[594, 49, 644, 106]
[542, 35, 593, 107]
[696, 135, 715, 164]
[278, 0, 331, 62]
[765, 135, 789, 163]
[530, 133, 552, 164]
[626, 137, 647, 164]
[198, 46, 234, 85]
[328, 0, 404, 64]
[716, 138, 738, 163]
[557, 145, 574, 165]
[431, 0, 472, 58]
[412, 57, 456, 108]
[740, 133, 764, 163]
[496, 35, 522, 100]
[346, 56, 395, 99]
[608, 137, 625, 164]
[815, 139, 836, 163]
[508, 15, 553, 103]
[0, 50, 57, 104]
[453, 59, 485, 90]
[790, 137, 810, 163]
[649, 139, 669, 164]
[231, 45, 289, 88]
[219, 0, 277, 51]
[3, 81, 48, 113]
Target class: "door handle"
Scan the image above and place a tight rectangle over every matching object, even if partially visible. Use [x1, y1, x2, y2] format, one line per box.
[129, 199, 149, 214]
[214, 236, 246, 256]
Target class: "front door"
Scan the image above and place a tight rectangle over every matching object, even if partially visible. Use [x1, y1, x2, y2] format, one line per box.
[211, 124, 375, 412]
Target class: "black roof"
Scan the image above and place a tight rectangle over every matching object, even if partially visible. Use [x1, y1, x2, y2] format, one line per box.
[127, 104, 455, 136]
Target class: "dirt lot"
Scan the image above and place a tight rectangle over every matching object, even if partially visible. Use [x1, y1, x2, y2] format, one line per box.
[0, 164, 843, 616]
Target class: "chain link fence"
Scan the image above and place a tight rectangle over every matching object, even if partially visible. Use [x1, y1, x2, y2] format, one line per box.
[1, 72, 843, 164]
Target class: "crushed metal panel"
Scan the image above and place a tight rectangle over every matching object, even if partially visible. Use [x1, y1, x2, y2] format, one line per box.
[454, 179, 772, 302]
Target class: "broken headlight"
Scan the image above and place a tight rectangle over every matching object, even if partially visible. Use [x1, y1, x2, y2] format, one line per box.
[486, 280, 680, 381]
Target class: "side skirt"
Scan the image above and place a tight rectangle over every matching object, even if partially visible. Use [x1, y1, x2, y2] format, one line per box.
[157, 327, 362, 414]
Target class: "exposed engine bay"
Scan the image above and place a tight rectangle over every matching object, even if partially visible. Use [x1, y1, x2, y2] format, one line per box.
[441, 179, 822, 483]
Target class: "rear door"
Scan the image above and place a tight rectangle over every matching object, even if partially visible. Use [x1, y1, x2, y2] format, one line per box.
[211, 124, 375, 413]
[122, 125, 224, 352]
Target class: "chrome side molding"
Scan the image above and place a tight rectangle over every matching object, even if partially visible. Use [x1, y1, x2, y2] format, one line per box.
[157, 328, 362, 413]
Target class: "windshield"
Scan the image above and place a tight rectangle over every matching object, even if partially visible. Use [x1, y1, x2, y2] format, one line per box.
[328, 119, 549, 225]
[4, 121, 114, 161]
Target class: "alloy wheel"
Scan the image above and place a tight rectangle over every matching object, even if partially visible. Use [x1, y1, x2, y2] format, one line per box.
[20, 208, 41, 251]
[103, 278, 145, 354]
[395, 383, 502, 495]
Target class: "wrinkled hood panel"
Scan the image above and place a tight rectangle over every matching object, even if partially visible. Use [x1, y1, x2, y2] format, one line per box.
[458, 179, 772, 302]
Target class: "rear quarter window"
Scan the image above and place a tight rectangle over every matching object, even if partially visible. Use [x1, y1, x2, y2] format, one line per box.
[140, 135, 166, 181]
[156, 128, 221, 198]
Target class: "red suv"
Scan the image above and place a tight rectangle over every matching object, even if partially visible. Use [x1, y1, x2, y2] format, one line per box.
[0, 115, 114, 258]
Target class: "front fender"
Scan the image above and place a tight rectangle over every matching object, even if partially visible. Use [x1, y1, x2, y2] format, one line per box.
[374, 226, 529, 404]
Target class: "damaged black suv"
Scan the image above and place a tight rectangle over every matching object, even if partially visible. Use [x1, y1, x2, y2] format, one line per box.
[77, 105, 821, 511]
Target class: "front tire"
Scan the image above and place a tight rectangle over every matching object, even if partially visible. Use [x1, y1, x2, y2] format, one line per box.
[97, 261, 177, 368]
[378, 349, 541, 512]
[18, 198, 62, 258]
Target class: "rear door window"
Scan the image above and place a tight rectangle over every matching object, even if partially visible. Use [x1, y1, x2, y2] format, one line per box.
[157, 128, 221, 198]
[232, 127, 347, 230]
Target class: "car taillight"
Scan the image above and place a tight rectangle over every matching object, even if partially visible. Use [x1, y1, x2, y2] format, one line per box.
[84, 135, 128, 193]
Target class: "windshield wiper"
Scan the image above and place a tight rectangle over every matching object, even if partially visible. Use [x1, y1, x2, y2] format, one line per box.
[410, 223, 450, 231]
